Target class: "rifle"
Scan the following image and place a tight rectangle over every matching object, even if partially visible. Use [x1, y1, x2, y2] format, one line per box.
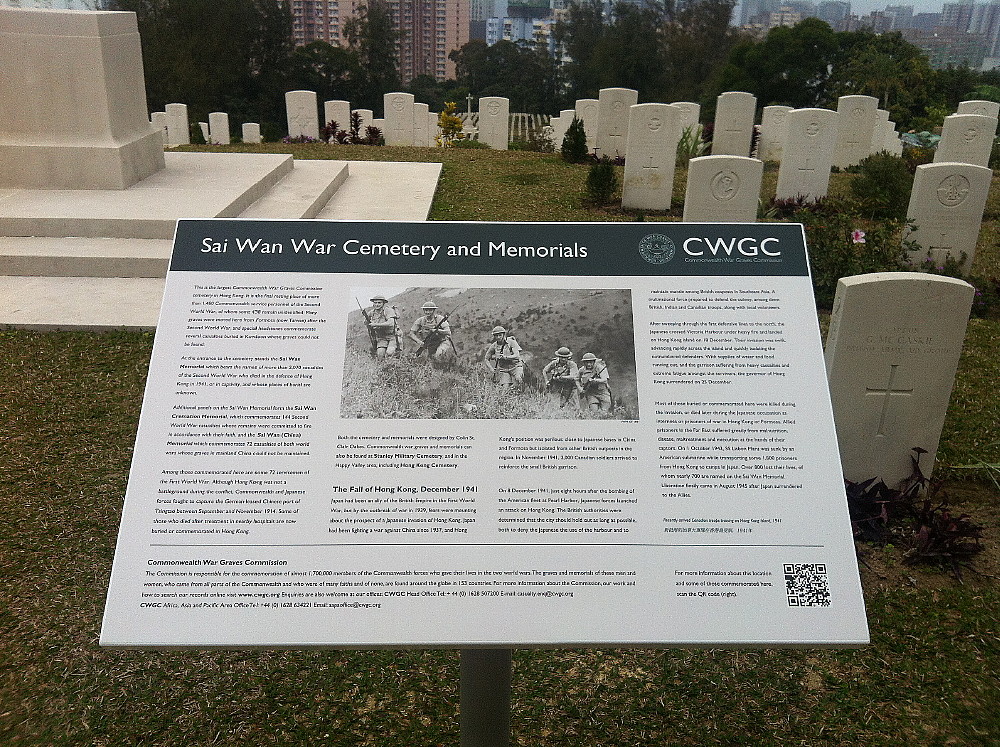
[581, 363, 615, 410]
[413, 312, 452, 358]
[356, 298, 377, 357]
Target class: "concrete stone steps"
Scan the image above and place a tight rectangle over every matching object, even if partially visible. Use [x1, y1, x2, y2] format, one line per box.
[0, 237, 173, 278]
[0, 275, 165, 330]
[240, 160, 350, 219]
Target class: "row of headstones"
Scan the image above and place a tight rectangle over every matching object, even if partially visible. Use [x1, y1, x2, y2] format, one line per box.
[285, 91, 513, 149]
[150, 104, 262, 146]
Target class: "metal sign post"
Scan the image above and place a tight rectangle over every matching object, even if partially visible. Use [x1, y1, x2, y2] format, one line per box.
[460, 649, 512, 747]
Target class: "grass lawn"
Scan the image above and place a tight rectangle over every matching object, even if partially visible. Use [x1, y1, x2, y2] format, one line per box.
[1, 144, 998, 746]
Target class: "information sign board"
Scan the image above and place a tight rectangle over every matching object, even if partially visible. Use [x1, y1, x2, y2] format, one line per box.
[101, 220, 869, 648]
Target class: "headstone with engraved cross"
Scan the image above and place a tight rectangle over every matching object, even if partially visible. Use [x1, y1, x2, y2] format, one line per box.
[622, 103, 681, 211]
[285, 90, 319, 140]
[383, 92, 415, 146]
[775, 108, 837, 202]
[323, 99, 351, 134]
[596, 87, 638, 159]
[933, 113, 998, 168]
[478, 96, 510, 150]
[575, 98, 599, 152]
[682, 154, 763, 222]
[903, 161, 992, 274]
[832, 94, 878, 169]
[757, 105, 792, 162]
[825, 272, 975, 485]
[711, 91, 756, 156]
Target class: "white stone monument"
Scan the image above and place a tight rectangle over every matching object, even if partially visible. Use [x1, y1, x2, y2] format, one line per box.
[933, 113, 997, 168]
[383, 92, 415, 146]
[711, 91, 756, 157]
[757, 105, 792, 162]
[957, 99, 1000, 118]
[198, 122, 210, 143]
[904, 162, 992, 273]
[622, 103, 681, 211]
[208, 112, 230, 145]
[550, 109, 575, 150]
[413, 102, 430, 147]
[0, 8, 165, 189]
[832, 95, 878, 169]
[150, 111, 167, 146]
[478, 96, 510, 150]
[354, 109, 374, 132]
[671, 102, 701, 133]
[323, 99, 351, 131]
[775, 108, 837, 202]
[241, 122, 262, 144]
[285, 90, 319, 140]
[596, 87, 638, 159]
[682, 155, 763, 222]
[165, 103, 190, 147]
[575, 98, 599, 152]
[825, 272, 975, 485]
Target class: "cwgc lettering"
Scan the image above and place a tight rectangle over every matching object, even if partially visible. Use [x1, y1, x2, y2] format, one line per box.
[101, 220, 867, 648]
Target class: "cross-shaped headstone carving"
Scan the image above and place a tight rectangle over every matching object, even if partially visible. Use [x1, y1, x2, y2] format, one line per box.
[865, 364, 913, 437]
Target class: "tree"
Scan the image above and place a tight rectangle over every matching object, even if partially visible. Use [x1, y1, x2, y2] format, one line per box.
[288, 41, 356, 104]
[594, 2, 668, 98]
[109, 0, 294, 130]
[552, 0, 606, 100]
[344, 0, 401, 110]
[711, 18, 839, 108]
[450, 39, 561, 113]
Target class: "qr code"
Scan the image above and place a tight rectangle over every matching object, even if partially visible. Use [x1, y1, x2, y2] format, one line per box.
[784, 563, 831, 607]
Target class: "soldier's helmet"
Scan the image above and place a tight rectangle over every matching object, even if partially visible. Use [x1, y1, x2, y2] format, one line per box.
[581, 352, 597, 362]
[421, 301, 438, 311]
[556, 346, 572, 358]
[370, 294, 387, 303]
[491, 326, 507, 335]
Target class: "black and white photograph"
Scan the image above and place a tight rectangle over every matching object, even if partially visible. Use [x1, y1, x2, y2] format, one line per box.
[341, 287, 639, 419]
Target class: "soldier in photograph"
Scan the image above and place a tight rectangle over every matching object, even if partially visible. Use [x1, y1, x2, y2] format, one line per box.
[542, 346, 582, 410]
[409, 301, 454, 362]
[578, 352, 612, 412]
[484, 326, 524, 387]
[365, 294, 401, 360]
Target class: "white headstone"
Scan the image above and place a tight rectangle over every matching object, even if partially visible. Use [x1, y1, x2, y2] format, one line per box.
[671, 101, 701, 132]
[832, 95, 878, 169]
[413, 102, 430, 147]
[682, 155, 763, 222]
[323, 99, 351, 131]
[372, 117, 385, 133]
[241, 122, 262, 144]
[208, 112, 230, 145]
[383, 92, 415, 146]
[596, 87, 638, 158]
[575, 98, 599, 152]
[0, 7, 165, 189]
[429, 111, 440, 143]
[711, 91, 756, 156]
[757, 105, 792, 162]
[151, 111, 167, 146]
[622, 103, 681, 211]
[285, 90, 319, 140]
[904, 161, 992, 274]
[933, 113, 997, 168]
[198, 121, 210, 143]
[957, 99, 1000, 118]
[354, 108, 374, 132]
[478, 96, 510, 150]
[775, 108, 838, 202]
[551, 109, 575, 150]
[165, 103, 190, 146]
[825, 272, 975, 486]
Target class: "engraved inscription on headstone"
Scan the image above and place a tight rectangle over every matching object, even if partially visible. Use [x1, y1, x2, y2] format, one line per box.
[285, 90, 319, 140]
[832, 95, 878, 169]
[934, 113, 997, 168]
[711, 91, 756, 156]
[683, 155, 763, 222]
[622, 103, 680, 211]
[825, 272, 975, 485]
[775, 108, 837, 202]
[597, 88, 638, 158]
[383, 92, 415, 146]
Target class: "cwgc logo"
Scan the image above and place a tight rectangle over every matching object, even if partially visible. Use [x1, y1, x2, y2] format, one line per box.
[638, 234, 676, 264]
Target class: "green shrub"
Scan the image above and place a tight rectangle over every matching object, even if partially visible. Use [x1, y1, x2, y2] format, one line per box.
[561, 117, 589, 163]
[450, 138, 490, 149]
[901, 145, 935, 173]
[849, 152, 914, 221]
[585, 156, 618, 205]
[676, 124, 707, 167]
[793, 198, 912, 308]
[189, 122, 206, 145]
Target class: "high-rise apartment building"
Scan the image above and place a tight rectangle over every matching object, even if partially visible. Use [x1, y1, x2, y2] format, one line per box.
[288, 0, 469, 82]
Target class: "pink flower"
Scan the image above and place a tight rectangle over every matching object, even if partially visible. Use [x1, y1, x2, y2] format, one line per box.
[851, 229, 866, 244]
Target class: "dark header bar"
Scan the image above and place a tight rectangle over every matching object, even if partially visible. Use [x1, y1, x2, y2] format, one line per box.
[170, 220, 810, 278]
